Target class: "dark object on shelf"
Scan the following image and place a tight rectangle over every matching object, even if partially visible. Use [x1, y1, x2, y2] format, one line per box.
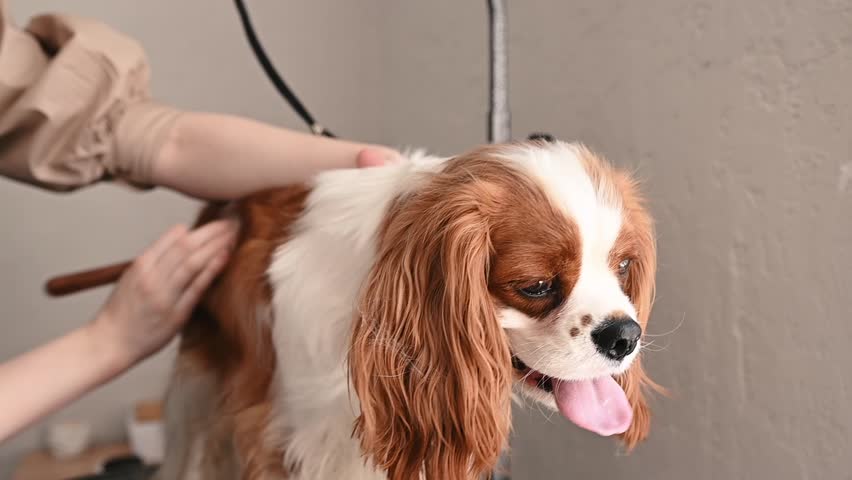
[69, 455, 157, 480]
[527, 132, 556, 142]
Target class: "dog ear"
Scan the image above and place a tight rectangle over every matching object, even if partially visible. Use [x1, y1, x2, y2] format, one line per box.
[615, 178, 660, 449]
[349, 162, 513, 480]
[616, 357, 653, 448]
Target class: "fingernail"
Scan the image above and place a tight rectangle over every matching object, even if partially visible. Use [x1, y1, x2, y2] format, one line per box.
[385, 152, 403, 164]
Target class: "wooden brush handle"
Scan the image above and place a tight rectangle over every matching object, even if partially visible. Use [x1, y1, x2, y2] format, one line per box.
[45, 261, 132, 297]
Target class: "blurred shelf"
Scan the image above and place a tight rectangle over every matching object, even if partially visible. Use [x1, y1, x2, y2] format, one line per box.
[13, 442, 132, 480]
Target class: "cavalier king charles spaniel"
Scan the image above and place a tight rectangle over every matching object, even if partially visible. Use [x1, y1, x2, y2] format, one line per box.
[156, 140, 658, 480]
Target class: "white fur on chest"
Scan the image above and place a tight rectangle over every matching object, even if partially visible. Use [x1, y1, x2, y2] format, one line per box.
[265, 153, 442, 479]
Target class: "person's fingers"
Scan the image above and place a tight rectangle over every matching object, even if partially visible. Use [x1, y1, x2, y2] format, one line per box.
[155, 220, 236, 275]
[356, 147, 402, 168]
[137, 224, 189, 268]
[169, 227, 236, 291]
[173, 249, 230, 320]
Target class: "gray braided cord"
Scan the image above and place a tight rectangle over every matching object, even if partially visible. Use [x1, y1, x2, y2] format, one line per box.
[488, 0, 511, 479]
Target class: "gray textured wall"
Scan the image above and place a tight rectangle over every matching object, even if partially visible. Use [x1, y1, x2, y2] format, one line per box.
[499, 2, 852, 479]
[381, 2, 852, 478]
[2, 1, 851, 479]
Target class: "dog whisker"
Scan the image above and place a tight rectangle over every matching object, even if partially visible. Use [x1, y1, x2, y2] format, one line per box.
[643, 312, 685, 338]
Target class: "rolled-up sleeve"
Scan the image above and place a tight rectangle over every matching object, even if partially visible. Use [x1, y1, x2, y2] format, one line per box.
[0, 2, 179, 191]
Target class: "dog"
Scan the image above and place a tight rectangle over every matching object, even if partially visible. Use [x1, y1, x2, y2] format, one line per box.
[156, 140, 658, 480]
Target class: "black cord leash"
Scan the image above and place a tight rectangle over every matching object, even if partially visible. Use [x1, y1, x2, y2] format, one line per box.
[233, 0, 335, 138]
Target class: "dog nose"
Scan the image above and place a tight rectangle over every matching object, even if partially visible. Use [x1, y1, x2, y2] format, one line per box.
[591, 317, 642, 361]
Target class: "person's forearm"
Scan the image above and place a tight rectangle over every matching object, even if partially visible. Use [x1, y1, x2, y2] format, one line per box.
[151, 112, 394, 200]
[0, 317, 129, 442]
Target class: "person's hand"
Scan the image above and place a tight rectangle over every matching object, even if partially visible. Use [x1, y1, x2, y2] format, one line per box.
[356, 146, 403, 168]
[88, 220, 239, 368]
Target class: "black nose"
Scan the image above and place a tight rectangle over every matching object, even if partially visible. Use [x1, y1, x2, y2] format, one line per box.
[591, 317, 642, 362]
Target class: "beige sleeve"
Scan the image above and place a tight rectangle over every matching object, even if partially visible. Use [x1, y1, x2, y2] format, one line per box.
[0, 1, 181, 191]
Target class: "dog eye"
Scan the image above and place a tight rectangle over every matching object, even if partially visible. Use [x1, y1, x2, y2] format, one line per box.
[618, 258, 631, 275]
[519, 279, 555, 298]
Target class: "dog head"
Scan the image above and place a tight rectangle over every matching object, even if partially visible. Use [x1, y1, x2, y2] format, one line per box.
[350, 141, 657, 480]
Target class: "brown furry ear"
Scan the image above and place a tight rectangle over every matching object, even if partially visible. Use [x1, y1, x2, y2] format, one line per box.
[616, 358, 654, 449]
[349, 164, 513, 480]
[616, 182, 661, 450]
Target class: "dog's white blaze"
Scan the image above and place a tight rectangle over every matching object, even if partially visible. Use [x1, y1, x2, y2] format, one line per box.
[500, 143, 640, 391]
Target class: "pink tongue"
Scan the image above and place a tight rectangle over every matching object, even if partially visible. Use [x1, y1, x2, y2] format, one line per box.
[552, 376, 632, 436]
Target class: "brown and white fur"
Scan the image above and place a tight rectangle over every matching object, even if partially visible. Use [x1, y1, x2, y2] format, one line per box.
[157, 140, 658, 480]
